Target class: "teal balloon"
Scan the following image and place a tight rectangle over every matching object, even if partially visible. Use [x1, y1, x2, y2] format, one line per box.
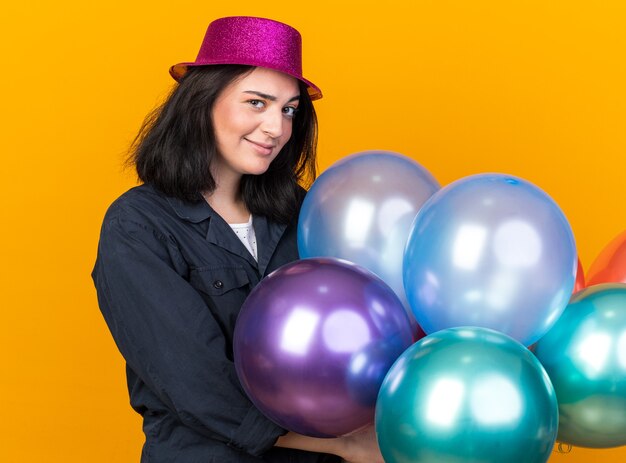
[403, 174, 576, 346]
[376, 327, 558, 463]
[534, 284, 626, 448]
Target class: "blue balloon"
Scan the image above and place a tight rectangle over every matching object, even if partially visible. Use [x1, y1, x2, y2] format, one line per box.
[534, 284, 626, 448]
[376, 327, 558, 463]
[298, 151, 439, 327]
[403, 174, 576, 346]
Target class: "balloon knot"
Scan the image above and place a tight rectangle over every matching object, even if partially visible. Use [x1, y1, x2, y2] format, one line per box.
[557, 442, 573, 454]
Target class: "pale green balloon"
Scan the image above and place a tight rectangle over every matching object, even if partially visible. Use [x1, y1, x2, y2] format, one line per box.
[534, 283, 626, 448]
[376, 327, 558, 463]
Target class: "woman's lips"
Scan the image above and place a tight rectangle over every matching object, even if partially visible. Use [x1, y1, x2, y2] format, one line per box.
[245, 138, 275, 155]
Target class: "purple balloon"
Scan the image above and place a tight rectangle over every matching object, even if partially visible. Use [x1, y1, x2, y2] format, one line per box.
[234, 258, 414, 437]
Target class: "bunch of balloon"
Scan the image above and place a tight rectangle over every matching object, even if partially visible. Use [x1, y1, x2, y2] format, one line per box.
[534, 284, 626, 448]
[298, 150, 439, 339]
[233, 258, 414, 437]
[402, 173, 577, 346]
[376, 327, 559, 463]
[586, 229, 626, 286]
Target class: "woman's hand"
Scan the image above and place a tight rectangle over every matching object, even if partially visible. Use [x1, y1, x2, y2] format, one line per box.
[276, 425, 384, 463]
[338, 425, 384, 463]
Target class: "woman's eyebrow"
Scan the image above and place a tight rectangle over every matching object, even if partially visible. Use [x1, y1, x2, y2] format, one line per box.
[243, 90, 300, 103]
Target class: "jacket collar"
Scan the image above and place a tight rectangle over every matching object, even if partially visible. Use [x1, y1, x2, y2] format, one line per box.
[164, 193, 214, 223]
[163, 189, 289, 275]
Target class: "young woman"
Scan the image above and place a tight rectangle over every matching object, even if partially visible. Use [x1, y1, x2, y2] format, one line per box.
[92, 16, 383, 463]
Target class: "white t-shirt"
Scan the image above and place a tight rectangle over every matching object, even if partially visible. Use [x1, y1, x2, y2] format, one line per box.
[229, 216, 258, 261]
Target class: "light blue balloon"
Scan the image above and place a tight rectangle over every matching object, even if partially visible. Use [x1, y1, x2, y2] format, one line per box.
[376, 327, 559, 463]
[403, 174, 576, 346]
[534, 284, 626, 448]
[298, 151, 439, 319]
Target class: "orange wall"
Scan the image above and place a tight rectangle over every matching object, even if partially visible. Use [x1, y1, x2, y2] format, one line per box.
[1, 1, 625, 461]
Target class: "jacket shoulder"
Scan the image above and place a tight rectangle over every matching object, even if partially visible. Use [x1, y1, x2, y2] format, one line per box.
[103, 184, 169, 223]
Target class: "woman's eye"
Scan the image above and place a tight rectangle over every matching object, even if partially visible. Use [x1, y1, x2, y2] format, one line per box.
[248, 99, 265, 109]
[283, 106, 299, 118]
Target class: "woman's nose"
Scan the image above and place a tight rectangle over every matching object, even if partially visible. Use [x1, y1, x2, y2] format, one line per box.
[260, 109, 284, 138]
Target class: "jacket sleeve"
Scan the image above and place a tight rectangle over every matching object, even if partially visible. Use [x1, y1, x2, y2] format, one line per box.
[92, 207, 286, 456]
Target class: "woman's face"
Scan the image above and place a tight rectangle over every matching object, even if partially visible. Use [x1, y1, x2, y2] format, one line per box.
[211, 67, 300, 182]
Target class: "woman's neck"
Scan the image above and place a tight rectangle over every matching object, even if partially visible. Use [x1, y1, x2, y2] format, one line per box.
[203, 172, 250, 224]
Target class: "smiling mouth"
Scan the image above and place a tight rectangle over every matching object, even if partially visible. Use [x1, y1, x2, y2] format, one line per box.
[245, 138, 276, 154]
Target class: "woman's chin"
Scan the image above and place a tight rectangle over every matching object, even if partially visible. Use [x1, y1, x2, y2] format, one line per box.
[243, 162, 272, 176]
